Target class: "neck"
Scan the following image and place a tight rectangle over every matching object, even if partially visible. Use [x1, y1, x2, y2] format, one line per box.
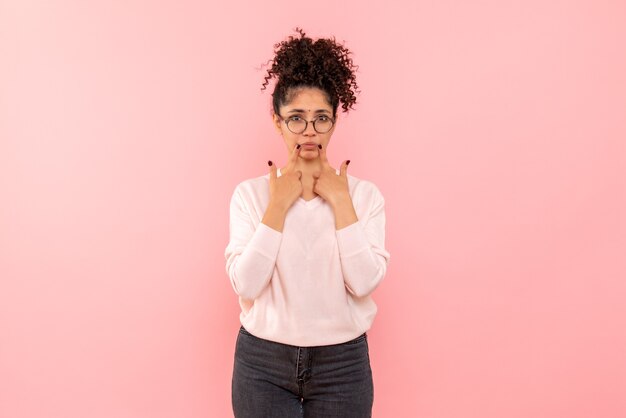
[295, 158, 322, 177]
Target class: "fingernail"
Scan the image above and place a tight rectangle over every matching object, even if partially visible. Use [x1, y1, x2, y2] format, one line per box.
[296, 144, 301, 149]
[347, 160, 350, 165]
[268, 160, 273, 166]
[318, 144, 322, 149]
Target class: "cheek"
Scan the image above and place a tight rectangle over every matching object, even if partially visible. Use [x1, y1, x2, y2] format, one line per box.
[283, 136, 298, 150]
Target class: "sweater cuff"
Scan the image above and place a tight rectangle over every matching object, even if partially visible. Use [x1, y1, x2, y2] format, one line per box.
[248, 222, 283, 259]
[336, 221, 369, 257]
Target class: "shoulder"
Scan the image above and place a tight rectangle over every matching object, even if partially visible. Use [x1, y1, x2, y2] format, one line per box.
[231, 172, 270, 196]
[347, 172, 385, 202]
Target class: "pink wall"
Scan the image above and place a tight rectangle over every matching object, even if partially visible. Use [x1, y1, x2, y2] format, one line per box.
[1, 1, 625, 417]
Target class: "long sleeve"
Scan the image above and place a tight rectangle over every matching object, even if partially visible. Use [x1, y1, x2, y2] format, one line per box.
[225, 173, 388, 346]
[224, 186, 283, 300]
[335, 186, 390, 298]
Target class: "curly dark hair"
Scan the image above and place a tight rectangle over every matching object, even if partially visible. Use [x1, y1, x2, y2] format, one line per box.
[260, 27, 360, 118]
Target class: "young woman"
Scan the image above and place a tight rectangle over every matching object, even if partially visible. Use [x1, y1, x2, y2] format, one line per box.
[225, 27, 391, 417]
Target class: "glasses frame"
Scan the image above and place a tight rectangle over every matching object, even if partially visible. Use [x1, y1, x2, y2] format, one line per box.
[276, 113, 336, 134]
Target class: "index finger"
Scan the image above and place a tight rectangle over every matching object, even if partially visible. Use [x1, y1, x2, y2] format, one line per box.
[284, 143, 302, 173]
[318, 144, 333, 171]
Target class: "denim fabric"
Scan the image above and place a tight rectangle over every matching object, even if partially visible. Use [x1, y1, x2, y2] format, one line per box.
[232, 325, 374, 418]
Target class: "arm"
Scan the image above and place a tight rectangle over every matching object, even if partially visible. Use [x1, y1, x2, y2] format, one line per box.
[334, 186, 390, 298]
[224, 187, 284, 300]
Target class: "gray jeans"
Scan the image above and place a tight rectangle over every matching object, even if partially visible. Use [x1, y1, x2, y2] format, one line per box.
[232, 325, 374, 417]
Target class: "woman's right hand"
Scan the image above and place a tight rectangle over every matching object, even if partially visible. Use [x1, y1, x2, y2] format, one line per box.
[268, 144, 303, 211]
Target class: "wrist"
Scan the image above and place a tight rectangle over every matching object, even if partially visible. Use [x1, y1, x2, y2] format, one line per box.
[268, 199, 289, 215]
[330, 193, 352, 210]
[262, 200, 289, 233]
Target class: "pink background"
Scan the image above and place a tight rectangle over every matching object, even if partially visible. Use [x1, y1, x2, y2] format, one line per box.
[1, 1, 625, 417]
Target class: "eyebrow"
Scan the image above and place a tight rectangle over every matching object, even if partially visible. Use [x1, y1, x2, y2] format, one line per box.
[287, 109, 331, 114]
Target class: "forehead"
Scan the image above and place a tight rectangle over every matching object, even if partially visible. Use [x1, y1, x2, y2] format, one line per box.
[283, 87, 332, 113]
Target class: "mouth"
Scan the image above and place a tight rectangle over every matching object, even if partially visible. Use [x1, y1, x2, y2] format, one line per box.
[300, 142, 318, 148]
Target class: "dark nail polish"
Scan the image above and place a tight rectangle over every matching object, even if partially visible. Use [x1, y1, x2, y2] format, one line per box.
[347, 160, 350, 165]
[318, 144, 322, 149]
[268, 160, 273, 166]
[297, 144, 301, 149]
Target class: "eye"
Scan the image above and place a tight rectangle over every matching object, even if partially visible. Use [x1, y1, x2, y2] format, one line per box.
[317, 115, 330, 121]
[289, 116, 303, 121]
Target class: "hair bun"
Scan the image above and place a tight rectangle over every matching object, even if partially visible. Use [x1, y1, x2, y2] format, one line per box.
[261, 27, 360, 116]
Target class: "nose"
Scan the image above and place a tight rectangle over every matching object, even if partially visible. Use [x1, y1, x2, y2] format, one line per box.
[302, 120, 317, 135]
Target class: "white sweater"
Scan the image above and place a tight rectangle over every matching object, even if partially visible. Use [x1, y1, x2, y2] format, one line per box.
[224, 167, 390, 346]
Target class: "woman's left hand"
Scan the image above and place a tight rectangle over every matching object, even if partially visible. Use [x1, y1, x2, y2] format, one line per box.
[312, 144, 351, 209]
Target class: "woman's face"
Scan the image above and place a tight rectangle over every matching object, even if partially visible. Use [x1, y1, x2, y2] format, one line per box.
[272, 87, 337, 161]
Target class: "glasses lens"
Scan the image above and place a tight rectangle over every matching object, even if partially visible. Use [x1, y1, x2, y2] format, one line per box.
[314, 118, 333, 133]
[286, 118, 306, 133]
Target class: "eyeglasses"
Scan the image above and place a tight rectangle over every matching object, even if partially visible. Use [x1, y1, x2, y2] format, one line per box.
[277, 113, 335, 134]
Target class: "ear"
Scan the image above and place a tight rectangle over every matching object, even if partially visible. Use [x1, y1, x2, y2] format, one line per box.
[272, 113, 282, 134]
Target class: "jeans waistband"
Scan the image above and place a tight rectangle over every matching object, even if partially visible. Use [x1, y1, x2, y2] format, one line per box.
[239, 325, 367, 347]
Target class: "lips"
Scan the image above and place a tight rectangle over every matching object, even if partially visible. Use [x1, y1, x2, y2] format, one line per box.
[301, 142, 318, 147]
